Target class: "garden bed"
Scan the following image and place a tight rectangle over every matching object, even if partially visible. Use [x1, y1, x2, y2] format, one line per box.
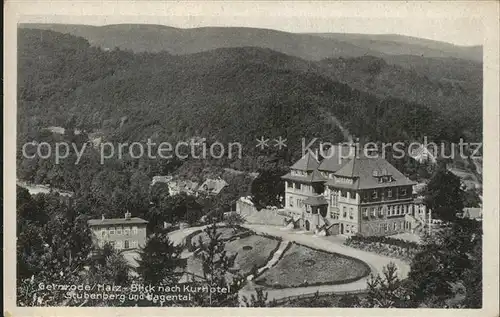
[186, 234, 280, 277]
[254, 243, 370, 288]
[344, 235, 421, 262]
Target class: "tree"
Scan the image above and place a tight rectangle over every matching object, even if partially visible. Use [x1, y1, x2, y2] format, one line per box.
[407, 218, 482, 308]
[88, 242, 132, 287]
[424, 162, 465, 221]
[224, 212, 245, 233]
[250, 168, 288, 210]
[137, 229, 185, 285]
[365, 262, 410, 308]
[463, 188, 481, 208]
[194, 222, 244, 306]
[241, 288, 269, 307]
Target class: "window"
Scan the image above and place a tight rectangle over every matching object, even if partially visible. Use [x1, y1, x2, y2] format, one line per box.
[330, 193, 338, 206]
[131, 240, 138, 248]
[132, 226, 138, 235]
[342, 207, 347, 218]
[289, 198, 294, 207]
[345, 225, 350, 233]
[124, 240, 130, 249]
[349, 208, 354, 219]
[341, 190, 347, 198]
[363, 208, 368, 218]
[400, 188, 407, 196]
[393, 222, 397, 230]
[372, 190, 378, 199]
[378, 207, 384, 217]
[109, 227, 115, 235]
[287, 181, 293, 188]
[116, 228, 122, 235]
[384, 223, 389, 231]
[351, 225, 357, 233]
[387, 189, 392, 198]
[296, 183, 302, 190]
[116, 241, 123, 249]
[124, 228, 130, 235]
[370, 207, 376, 217]
[101, 229, 106, 237]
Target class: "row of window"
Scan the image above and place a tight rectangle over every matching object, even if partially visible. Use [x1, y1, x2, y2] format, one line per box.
[344, 224, 357, 234]
[362, 204, 411, 218]
[363, 188, 407, 200]
[341, 206, 354, 219]
[99, 239, 138, 249]
[289, 198, 306, 208]
[101, 226, 139, 237]
[370, 221, 411, 233]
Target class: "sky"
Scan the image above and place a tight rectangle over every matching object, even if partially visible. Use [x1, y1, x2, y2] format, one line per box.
[14, 1, 488, 46]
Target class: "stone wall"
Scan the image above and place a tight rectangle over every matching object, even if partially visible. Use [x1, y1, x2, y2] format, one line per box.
[236, 200, 287, 226]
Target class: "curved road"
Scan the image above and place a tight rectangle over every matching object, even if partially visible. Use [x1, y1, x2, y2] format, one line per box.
[168, 224, 411, 302]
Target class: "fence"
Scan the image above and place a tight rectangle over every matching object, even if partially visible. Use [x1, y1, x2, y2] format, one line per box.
[273, 289, 367, 304]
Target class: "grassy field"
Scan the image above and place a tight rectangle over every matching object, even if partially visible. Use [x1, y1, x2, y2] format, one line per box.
[255, 243, 370, 288]
[186, 234, 280, 277]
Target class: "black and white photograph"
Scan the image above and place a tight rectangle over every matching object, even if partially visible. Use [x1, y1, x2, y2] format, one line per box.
[4, 1, 499, 315]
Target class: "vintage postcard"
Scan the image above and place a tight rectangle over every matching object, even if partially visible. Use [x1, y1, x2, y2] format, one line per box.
[4, 1, 499, 316]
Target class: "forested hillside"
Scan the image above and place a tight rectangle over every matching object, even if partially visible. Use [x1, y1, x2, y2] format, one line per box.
[19, 28, 477, 148]
[17, 28, 482, 195]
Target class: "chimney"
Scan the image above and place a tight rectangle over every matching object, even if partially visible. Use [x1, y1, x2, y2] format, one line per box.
[125, 212, 131, 220]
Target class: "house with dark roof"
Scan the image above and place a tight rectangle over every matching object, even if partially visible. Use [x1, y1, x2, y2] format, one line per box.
[282, 144, 430, 236]
[87, 212, 148, 250]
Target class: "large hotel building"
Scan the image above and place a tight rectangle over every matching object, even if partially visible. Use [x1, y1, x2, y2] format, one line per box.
[281, 145, 430, 236]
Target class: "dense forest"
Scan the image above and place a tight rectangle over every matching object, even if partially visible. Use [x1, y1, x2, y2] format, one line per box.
[18, 28, 480, 151]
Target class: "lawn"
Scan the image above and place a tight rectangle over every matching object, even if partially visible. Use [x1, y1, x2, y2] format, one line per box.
[255, 243, 370, 288]
[186, 234, 280, 277]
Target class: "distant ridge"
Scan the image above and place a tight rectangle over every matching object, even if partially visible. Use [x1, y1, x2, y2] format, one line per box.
[18, 23, 481, 62]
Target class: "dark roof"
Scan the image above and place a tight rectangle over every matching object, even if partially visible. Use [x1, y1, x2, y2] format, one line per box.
[291, 152, 320, 171]
[304, 196, 328, 206]
[332, 157, 416, 190]
[282, 169, 326, 183]
[88, 217, 148, 226]
[318, 145, 355, 172]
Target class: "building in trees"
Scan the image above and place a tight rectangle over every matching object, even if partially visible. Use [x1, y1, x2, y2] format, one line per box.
[87, 212, 148, 250]
[281, 144, 431, 236]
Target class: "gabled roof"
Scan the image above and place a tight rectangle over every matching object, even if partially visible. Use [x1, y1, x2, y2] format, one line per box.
[332, 156, 416, 190]
[291, 152, 320, 171]
[281, 169, 326, 183]
[88, 217, 148, 226]
[318, 144, 355, 172]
